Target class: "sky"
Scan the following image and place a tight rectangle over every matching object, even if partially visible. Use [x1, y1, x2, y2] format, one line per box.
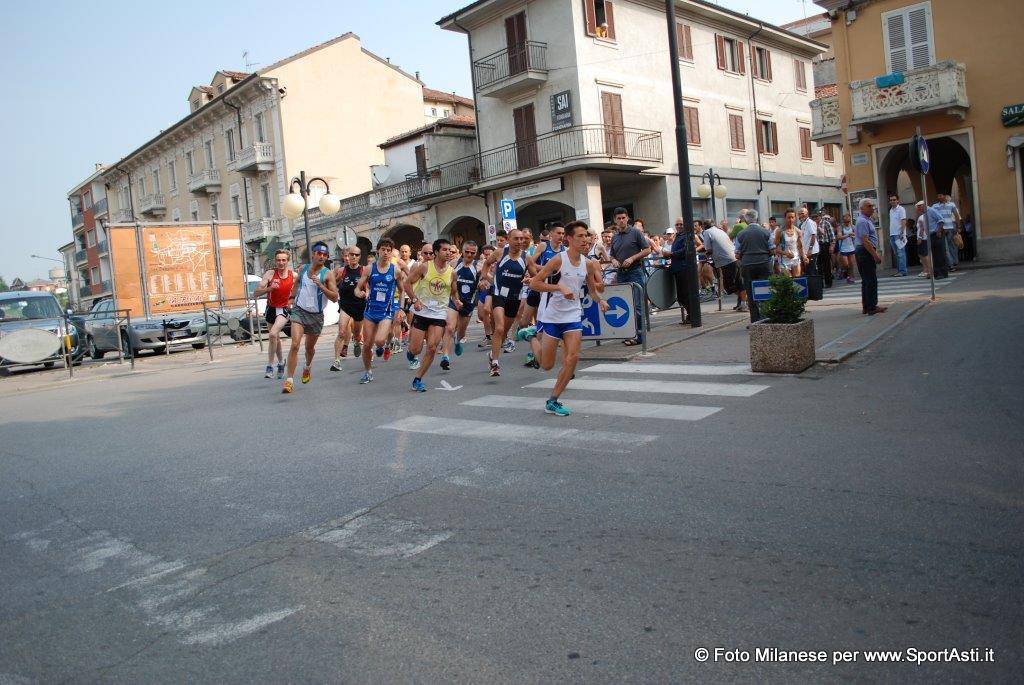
[0, 0, 812, 282]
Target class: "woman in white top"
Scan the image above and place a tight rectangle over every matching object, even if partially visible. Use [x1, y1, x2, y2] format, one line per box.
[774, 209, 806, 277]
[837, 213, 857, 284]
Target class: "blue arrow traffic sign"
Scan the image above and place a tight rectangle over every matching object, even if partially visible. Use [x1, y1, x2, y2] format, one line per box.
[603, 296, 630, 327]
[752, 278, 808, 302]
[792, 276, 808, 299]
[499, 199, 517, 221]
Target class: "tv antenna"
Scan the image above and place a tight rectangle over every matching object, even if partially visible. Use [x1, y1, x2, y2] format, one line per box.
[243, 50, 260, 71]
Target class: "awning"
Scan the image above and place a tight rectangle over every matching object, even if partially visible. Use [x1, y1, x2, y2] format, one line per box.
[1007, 135, 1024, 169]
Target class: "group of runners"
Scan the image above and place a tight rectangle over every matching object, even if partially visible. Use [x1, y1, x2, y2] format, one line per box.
[251, 221, 609, 416]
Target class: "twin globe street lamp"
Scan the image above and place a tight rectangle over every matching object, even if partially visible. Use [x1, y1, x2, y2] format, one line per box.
[696, 168, 728, 222]
[282, 170, 341, 260]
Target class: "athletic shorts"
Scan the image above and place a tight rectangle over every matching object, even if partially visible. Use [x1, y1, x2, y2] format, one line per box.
[539, 320, 583, 340]
[719, 261, 741, 295]
[364, 308, 393, 325]
[450, 299, 476, 318]
[477, 290, 488, 305]
[338, 300, 364, 322]
[490, 294, 520, 319]
[411, 314, 446, 332]
[526, 289, 541, 308]
[289, 306, 324, 336]
[265, 306, 290, 326]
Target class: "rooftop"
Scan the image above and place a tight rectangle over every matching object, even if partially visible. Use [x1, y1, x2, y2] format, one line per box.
[422, 86, 474, 108]
[380, 115, 477, 149]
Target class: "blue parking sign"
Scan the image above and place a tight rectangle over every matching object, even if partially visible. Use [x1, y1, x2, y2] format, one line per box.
[499, 199, 516, 221]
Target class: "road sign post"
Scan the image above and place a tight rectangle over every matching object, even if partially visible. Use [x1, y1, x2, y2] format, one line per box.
[911, 126, 936, 301]
[499, 199, 518, 236]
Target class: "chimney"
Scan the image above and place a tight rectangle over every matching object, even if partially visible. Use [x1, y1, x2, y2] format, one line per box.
[415, 71, 420, 81]
[95, 163, 104, 171]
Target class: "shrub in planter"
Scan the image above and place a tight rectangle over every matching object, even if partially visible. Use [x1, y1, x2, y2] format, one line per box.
[749, 274, 815, 373]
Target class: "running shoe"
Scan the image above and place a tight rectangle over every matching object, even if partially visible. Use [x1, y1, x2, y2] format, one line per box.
[375, 345, 384, 358]
[545, 399, 571, 416]
[282, 379, 294, 394]
[440, 355, 451, 371]
[276, 364, 285, 380]
[408, 357, 421, 371]
[502, 340, 516, 353]
[406, 350, 416, 363]
[489, 356, 501, 377]
[264, 365, 274, 378]
[454, 340, 463, 356]
[846, 277, 855, 284]
[329, 357, 343, 372]
[516, 325, 537, 341]
[383, 346, 393, 362]
[411, 377, 426, 393]
[524, 352, 539, 369]
[339, 346, 348, 358]
[301, 367, 312, 384]
[353, 341, 362, 357]
[359, 371, 373, 384]
[477, 335, 492, 349]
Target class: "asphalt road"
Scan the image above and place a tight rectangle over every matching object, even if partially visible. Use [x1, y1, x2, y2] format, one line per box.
[1, 267, 1021, 683]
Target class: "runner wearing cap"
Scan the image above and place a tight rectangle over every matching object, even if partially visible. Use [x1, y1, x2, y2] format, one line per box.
[282, 241, 338, 394]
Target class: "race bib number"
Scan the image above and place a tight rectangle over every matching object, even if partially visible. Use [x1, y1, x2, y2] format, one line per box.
[375, 291, 387, 303]
[461, 285, 471, 294]
[499, 286, 510, 297]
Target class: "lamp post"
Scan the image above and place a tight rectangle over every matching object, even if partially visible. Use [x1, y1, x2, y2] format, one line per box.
[282, 171, 341, 260]
[30, 254, 63, 264]
[696, 168, 728, 222]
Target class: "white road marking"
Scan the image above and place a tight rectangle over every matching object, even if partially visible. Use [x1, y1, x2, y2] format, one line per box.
[580, 363, 754, 376]
[379, 415, 657, 451]
[462, 394, 721, 420]
[180, 606, 304, 646]
[305, 513, 452, 558]
[524, 378, 768, 397]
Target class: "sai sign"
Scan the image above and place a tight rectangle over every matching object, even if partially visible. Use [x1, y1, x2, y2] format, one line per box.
[581, 284, 637, 340]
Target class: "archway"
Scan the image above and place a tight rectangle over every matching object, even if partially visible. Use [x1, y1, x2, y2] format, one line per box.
[385, 224, 424, 252]
[356, 236, 373, 265]
[516, 200, 575, 239]
[443, 216, 485, 249]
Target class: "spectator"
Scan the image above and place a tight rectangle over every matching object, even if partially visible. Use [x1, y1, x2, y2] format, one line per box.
[775, 209, 805, 277]
[918, 200, 948, 279]
[855, 198, 886, 315]
[798, 206, 819, 276]
[817, 211, 836, 287]
[693, 222, 714, 296]
[914, 201, 931, 278]
[932, 193, 962, 272]
[961, 214, 975, 262]
[836, 214, 857, 283]
[610, 206, 651, 345]
[735, 209, 772, 324]
[730, 210, 748, 240]
[887, 195, 908, 277]
[702, 217, 745, 312]
[766, 216, 781, 275]
[662, 217, 693, 324]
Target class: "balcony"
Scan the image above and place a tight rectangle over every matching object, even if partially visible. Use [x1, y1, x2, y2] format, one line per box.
[241, 217, 286, 242]
[810, 96, 841, 143]
[113, 208, 134, 223]
[71, 211, 84, 228]
[79, 285, 92, 299]
[96, 239, 109, 255]
[187, 168, 221, 194]
[850, 61, 968, 129]
[236, 142, 275, 175]
[91, 197, 108, 217]
[75, 249, 87, 264]
[474, 42, 548, 100]
[138, 192, 167, 217]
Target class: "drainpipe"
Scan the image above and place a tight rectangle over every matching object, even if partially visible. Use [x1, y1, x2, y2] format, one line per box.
[746, 22, 765, 202]
[224, 98, 252, 224]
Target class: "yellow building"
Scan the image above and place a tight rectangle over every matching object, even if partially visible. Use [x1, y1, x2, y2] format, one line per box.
[811, 0, 1024, 259]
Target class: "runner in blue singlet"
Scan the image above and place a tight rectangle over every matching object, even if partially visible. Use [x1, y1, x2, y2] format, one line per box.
[353, 237, 405, 384]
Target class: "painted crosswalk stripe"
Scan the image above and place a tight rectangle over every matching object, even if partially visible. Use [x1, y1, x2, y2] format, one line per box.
[581, 363, 754, 376]
[462, 395, 722, 420]
[378, 415, 656, 452]
[525, 377, 768, 397]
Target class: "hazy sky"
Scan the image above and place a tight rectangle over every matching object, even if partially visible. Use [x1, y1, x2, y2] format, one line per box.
[0, 0, 813, 281]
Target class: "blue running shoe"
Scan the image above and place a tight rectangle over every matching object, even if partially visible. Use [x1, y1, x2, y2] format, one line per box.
[359, 371, 373, 384]
[516, 325, 537, 342]
[264, 365, 274, 378]
[454, 340, 463, 356]
[411, 377, 426, 393]
[544, 399, 571, 416]
[406, 350, 416, 363]
[440, 355, 451, 371]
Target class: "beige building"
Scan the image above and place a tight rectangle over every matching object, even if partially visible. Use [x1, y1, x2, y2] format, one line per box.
[98, 33, 471, 271]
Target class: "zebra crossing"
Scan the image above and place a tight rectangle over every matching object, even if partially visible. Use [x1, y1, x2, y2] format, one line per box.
[813, 274, 957, 306]
[375, 361, 771, 453]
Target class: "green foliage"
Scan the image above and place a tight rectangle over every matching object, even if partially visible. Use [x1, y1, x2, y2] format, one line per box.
[0, 276, 7, 292]
[761, 274, 806, 324]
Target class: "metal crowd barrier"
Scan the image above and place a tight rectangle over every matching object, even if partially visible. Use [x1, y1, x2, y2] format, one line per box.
[202, 297, 265, 362]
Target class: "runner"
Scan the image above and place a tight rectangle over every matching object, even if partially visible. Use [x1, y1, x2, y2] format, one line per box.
[521, 223, 565, 366]
[482, 228, 529, 377]
[440, 240, 480, 369]
[282, 242, 338, 394]
[403, 238, 459, 392]
[353, 237, 404, 384]
[329, 246, 365, 372]
[519, 221, 608, 415]
[476, 244, 496, 349]
[252, 249, 294, 379]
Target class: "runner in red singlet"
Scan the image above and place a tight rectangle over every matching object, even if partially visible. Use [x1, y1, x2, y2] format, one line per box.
[253, 249, 295, 379]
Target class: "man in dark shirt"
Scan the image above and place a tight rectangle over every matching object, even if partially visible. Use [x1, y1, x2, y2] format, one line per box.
[734, 209, 773, 323]
[609, 207, 651, 345]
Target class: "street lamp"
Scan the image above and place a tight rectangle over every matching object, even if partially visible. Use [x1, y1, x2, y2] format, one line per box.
[282, 171, 341, 259]
[30, 254, 64, 264]
[696, 168, 728, 222]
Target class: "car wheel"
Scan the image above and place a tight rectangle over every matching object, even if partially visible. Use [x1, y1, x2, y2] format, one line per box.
[192, 342, 207, 350]
[120, 331, 134, 358]
[44, 361, 56, 369]
[88, 336, 104, 360]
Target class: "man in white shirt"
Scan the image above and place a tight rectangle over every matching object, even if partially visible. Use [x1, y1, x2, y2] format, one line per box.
[887, 195, 908, 277]
[798, 206, 819, 276]
[932, 193, 962, 271]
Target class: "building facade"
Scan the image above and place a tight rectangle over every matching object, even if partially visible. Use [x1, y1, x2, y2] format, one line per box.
[66, 165, 111, 308]
[811, 0, 1024, 258]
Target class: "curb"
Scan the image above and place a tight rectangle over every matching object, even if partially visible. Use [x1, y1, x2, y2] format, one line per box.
[816, 300, 928, 364]
[580, 314, 747, 361]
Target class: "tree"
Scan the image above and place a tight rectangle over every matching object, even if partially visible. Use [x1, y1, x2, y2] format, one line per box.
[0, 276, 8, 292]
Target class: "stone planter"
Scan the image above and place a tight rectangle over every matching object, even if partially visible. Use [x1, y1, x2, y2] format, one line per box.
[749, 318, 815, 374]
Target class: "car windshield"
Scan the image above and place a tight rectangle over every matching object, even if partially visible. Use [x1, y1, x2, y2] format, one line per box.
[0, 296, 62, 321]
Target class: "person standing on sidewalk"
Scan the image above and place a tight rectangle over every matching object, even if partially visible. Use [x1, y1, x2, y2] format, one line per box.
[699, 218, 745, 312]
[609, 207, 651, 346]
[661, 217, 693, 324]
[798, 206, 819, 276]
[918, 200, 948, 279]
[735, 210, 772, 324]
[817, 211, 836, 287]
[933, 193, 962, 272]
[887, 195, 908, 277]
[854, 199, 887, 316]
[914, 201, 932, 278]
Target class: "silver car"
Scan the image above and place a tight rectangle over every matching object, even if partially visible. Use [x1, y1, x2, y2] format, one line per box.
[0, 291, 82, 370]
[83, 299, 208, 359]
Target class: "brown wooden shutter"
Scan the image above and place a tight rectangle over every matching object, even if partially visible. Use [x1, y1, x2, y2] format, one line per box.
[765, 49, 773, 81]
[683, 24, 693, 60]
[601, 91, 625, 155]
[676, 24, 693, 60]
[715, 34, 726, 70]
[823, 143, 835, 162]
[749, 45, 759, 78]
[756, 120, 764, 153]
[605, 1, 616, 40]
[513, 104, 538, 169]
[800, 127, 811, 159]
[736, 41, 745, 74]
[584, 0, 597, 36]
[506, 12, 527, 75]
[729, 114, 744, 151]
[684, 106, 700, 145]
[795, 59, 806, 90]
[414, 144, 427, 176]
[770, 122, 778, 154]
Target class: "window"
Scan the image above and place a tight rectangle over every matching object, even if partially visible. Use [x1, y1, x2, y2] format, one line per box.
[756, 119, 778, 155]
[190, 209, 199, 222]
[715, 35, 745, 74]
[431, 107, 437, 116]
[414, 144, 427, 177]
[231, 195, 241, 220]
[799, 126, 812, 160]
[751, 46, 772, 81]
[189, 200, 199, 222]
[204, 140, 214, 168]
[728, 113, 745, 151]
[260, 183, 272, 218]
[210, 199, 219, 221]
[882, 2, 934, 73]
[217, 84, 225, 94]
[584, 0, 616, 41]
[254, 112, 265, 143]
[684, 106, 700, 145]
[191, 99, 200, 112]
[138, 176, 146, 196]
[168, 160, 177, 190]
[225, 129, 236, 161]
[171, 208, 181, 222]
[822, 143, 835, 163]
[152, 169, 160, 194]
[794, 59, 807, 91]
[86, 230, 96, 247]
[443, 109, 450, 117]
[676, 23, 693, 61]
[186, 150, 195, 176]
[91, 267, 100, 284]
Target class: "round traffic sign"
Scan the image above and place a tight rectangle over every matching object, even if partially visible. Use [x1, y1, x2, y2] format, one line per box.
[910, 135, 930, 174]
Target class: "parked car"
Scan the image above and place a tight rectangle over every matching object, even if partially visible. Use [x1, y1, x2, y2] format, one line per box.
[82, 299, 208, 359]
[0, 291, 83, 371]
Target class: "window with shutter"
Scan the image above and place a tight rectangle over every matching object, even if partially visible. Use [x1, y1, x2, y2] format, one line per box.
[752, 46, 771, 81]
[883, 2, 934, 73]
[769, 122, 778, 155]
[684, 106, 700, 145]
[715, 34, 727, 70]
[585, 1, 616, 41]
[794, 60, 807, 91]
[799, 127, 812, 160]
[756, 120, 764, 153]
[676, 23, 693, 61]
[823, 143, 835, 163]
[728, 114, 745, 151]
